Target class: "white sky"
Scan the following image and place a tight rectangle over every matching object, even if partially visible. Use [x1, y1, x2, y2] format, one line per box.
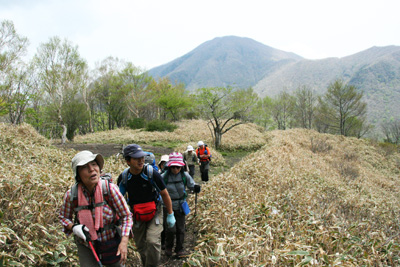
[1, 0, 399, 70]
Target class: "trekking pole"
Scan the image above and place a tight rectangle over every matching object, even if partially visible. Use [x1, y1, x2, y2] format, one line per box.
[194, 192, 198, 217]
[84, 231, 103, 267]
[88, 240, 103, 267]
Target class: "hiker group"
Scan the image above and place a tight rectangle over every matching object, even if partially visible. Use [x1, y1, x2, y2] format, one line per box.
[59, 141, 211, 266]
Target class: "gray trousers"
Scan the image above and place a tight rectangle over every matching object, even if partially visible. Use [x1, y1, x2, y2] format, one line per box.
[133, 208, 164, 267]
[188, 164, 195, 177]
[75, 237, 121, 267]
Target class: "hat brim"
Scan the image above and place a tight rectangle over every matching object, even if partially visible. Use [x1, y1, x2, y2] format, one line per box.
[166, 161, 186, 167]
[76, 154, 104, 169]
[128, 151, 148, 158]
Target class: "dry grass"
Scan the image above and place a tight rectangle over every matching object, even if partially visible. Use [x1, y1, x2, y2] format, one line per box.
[0, 123, 129, 266]
[2, 124, 400, 266]
[73, 119, 266, 152]
[187, 129, 400, 266]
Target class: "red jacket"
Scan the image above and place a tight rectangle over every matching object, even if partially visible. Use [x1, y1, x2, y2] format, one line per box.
[196, 146, 211, 162]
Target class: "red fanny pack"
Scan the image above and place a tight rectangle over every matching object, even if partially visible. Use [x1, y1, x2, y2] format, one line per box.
[133, 201, 156, 222]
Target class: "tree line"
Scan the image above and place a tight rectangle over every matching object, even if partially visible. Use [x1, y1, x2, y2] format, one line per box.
[1, 20, 399, 148]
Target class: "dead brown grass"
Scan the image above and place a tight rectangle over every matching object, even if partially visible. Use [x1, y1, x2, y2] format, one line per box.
[3, 124, 400, 266]
[188, 128, 400, 266]
[73, 119, 266, 151]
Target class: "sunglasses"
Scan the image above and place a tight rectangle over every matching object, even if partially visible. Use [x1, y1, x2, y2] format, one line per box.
[170, 166, 181, 169]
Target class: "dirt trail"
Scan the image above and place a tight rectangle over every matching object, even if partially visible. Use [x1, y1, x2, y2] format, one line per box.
[54, 142, 243, 267]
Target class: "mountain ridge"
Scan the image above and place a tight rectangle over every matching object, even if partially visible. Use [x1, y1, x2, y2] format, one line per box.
[148, 36, 400, 125]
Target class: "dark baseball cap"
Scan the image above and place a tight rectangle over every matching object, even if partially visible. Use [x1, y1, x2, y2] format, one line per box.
[123, 144, 147, 158]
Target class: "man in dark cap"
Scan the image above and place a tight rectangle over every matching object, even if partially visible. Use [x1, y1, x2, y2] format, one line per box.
[117, 144, 175, 267]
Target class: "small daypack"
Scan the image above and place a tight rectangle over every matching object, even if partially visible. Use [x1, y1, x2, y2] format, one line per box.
[144, 151, 159, 172]
[162, 170, 191, 200]
[120, 164, 161, 222]
[162, 170, 192, 215]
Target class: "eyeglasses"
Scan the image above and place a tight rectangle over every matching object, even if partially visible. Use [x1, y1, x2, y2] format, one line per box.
[170, 166, 181, 169]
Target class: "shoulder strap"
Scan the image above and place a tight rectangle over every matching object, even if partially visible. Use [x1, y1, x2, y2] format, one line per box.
[141, 164, 161, 193]
[70, 183, 78, 208]
[182, 172, 190, 186]
[71, 179, 109, 212]
[122, 167, 130, 186]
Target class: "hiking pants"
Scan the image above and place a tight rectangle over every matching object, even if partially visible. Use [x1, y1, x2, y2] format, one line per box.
[188, 164, 195, 178]
[75, 237, 122, 267]
[164, 208, 186, 253]
[133, 208, 163, 267]
[200, 161, 209, 182]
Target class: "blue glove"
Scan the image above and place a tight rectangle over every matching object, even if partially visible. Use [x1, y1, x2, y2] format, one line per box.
[166, 212, 176, 228]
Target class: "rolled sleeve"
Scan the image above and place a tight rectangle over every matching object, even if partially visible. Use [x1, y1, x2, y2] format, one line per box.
[59, 190, 74, 236]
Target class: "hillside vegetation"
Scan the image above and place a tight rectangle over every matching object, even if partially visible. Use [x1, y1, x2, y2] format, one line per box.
[1, 123, 400, 266]
[188, 129, 400, 266]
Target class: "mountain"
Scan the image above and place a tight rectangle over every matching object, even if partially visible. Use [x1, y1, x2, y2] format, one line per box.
[148, 36, 303, 90]
[148, 36, 400, 127]
[254, 46, 400, 125]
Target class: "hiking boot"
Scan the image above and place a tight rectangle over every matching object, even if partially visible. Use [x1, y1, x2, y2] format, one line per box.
[176, 249, 189, 257]
[165, 248, 173, 257]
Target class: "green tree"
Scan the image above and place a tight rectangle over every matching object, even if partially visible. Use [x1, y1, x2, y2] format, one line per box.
[381, 119, 400, 144]
[155, 78, 191, 121]
[120, 63, 154, 120]
[271, 91, 295, 130]
[0, 20, 30, 120]
[92, 57, 126, 130]
[317, 79, 367, 136]
[62, 95, 89, 140]
[34, 37, 87, 143]
[5, 64, 39, 125]
[252, 95, 274, 130]
[196, 86, 258, 149]
[293, 86, 317, 129]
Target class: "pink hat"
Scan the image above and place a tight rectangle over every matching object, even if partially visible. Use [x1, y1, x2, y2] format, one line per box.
[166, 152, 185, 167]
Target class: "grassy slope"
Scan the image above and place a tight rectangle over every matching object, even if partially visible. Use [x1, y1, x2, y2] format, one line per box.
[1, 123, 399, 266]
[188, 129, 400, 266]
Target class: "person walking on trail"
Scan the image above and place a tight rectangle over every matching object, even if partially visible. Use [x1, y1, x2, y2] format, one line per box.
[117, 144, 175, 267]
[158, 154, 169, 174]
[183, 145, 198, 178]
[59, 150, 133, 266]
[196, 141, 211, 182]
[161, 152, 200, 257]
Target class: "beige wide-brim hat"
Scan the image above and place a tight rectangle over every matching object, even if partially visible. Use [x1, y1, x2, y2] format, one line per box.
[71, 150, 104, 180]
[158, 154, 169, 165]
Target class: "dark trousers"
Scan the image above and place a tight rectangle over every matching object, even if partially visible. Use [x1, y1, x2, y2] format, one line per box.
[200, 161, 209, 182]
[188, 165, 195, 177]
[163, 207, 186, 252]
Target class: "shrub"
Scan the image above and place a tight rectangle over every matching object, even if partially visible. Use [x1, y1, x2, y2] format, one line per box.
[128, 117, 146, 130]
[310, 137, 332, 153]
[145, 120, 178, 132]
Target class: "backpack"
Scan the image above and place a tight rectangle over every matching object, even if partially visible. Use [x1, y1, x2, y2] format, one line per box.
[162, 170, 191, 200]
[120, 164, 161, 222]
[196, 145, 212, 162]
[144, 151, 159, 172]
[70, 174, 120, 229]
[119, 164, 161, 201]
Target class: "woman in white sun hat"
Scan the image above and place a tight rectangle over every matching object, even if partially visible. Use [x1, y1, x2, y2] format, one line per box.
[59, 150, 133, 266]
[183, 145, 199, 177]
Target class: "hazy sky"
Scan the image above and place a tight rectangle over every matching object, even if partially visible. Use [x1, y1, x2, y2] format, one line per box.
[1, 0, 399, 69]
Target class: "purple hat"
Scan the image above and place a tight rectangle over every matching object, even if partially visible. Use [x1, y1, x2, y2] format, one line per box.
[123, 144, 147, 158]
[166, 152, 185, 167]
